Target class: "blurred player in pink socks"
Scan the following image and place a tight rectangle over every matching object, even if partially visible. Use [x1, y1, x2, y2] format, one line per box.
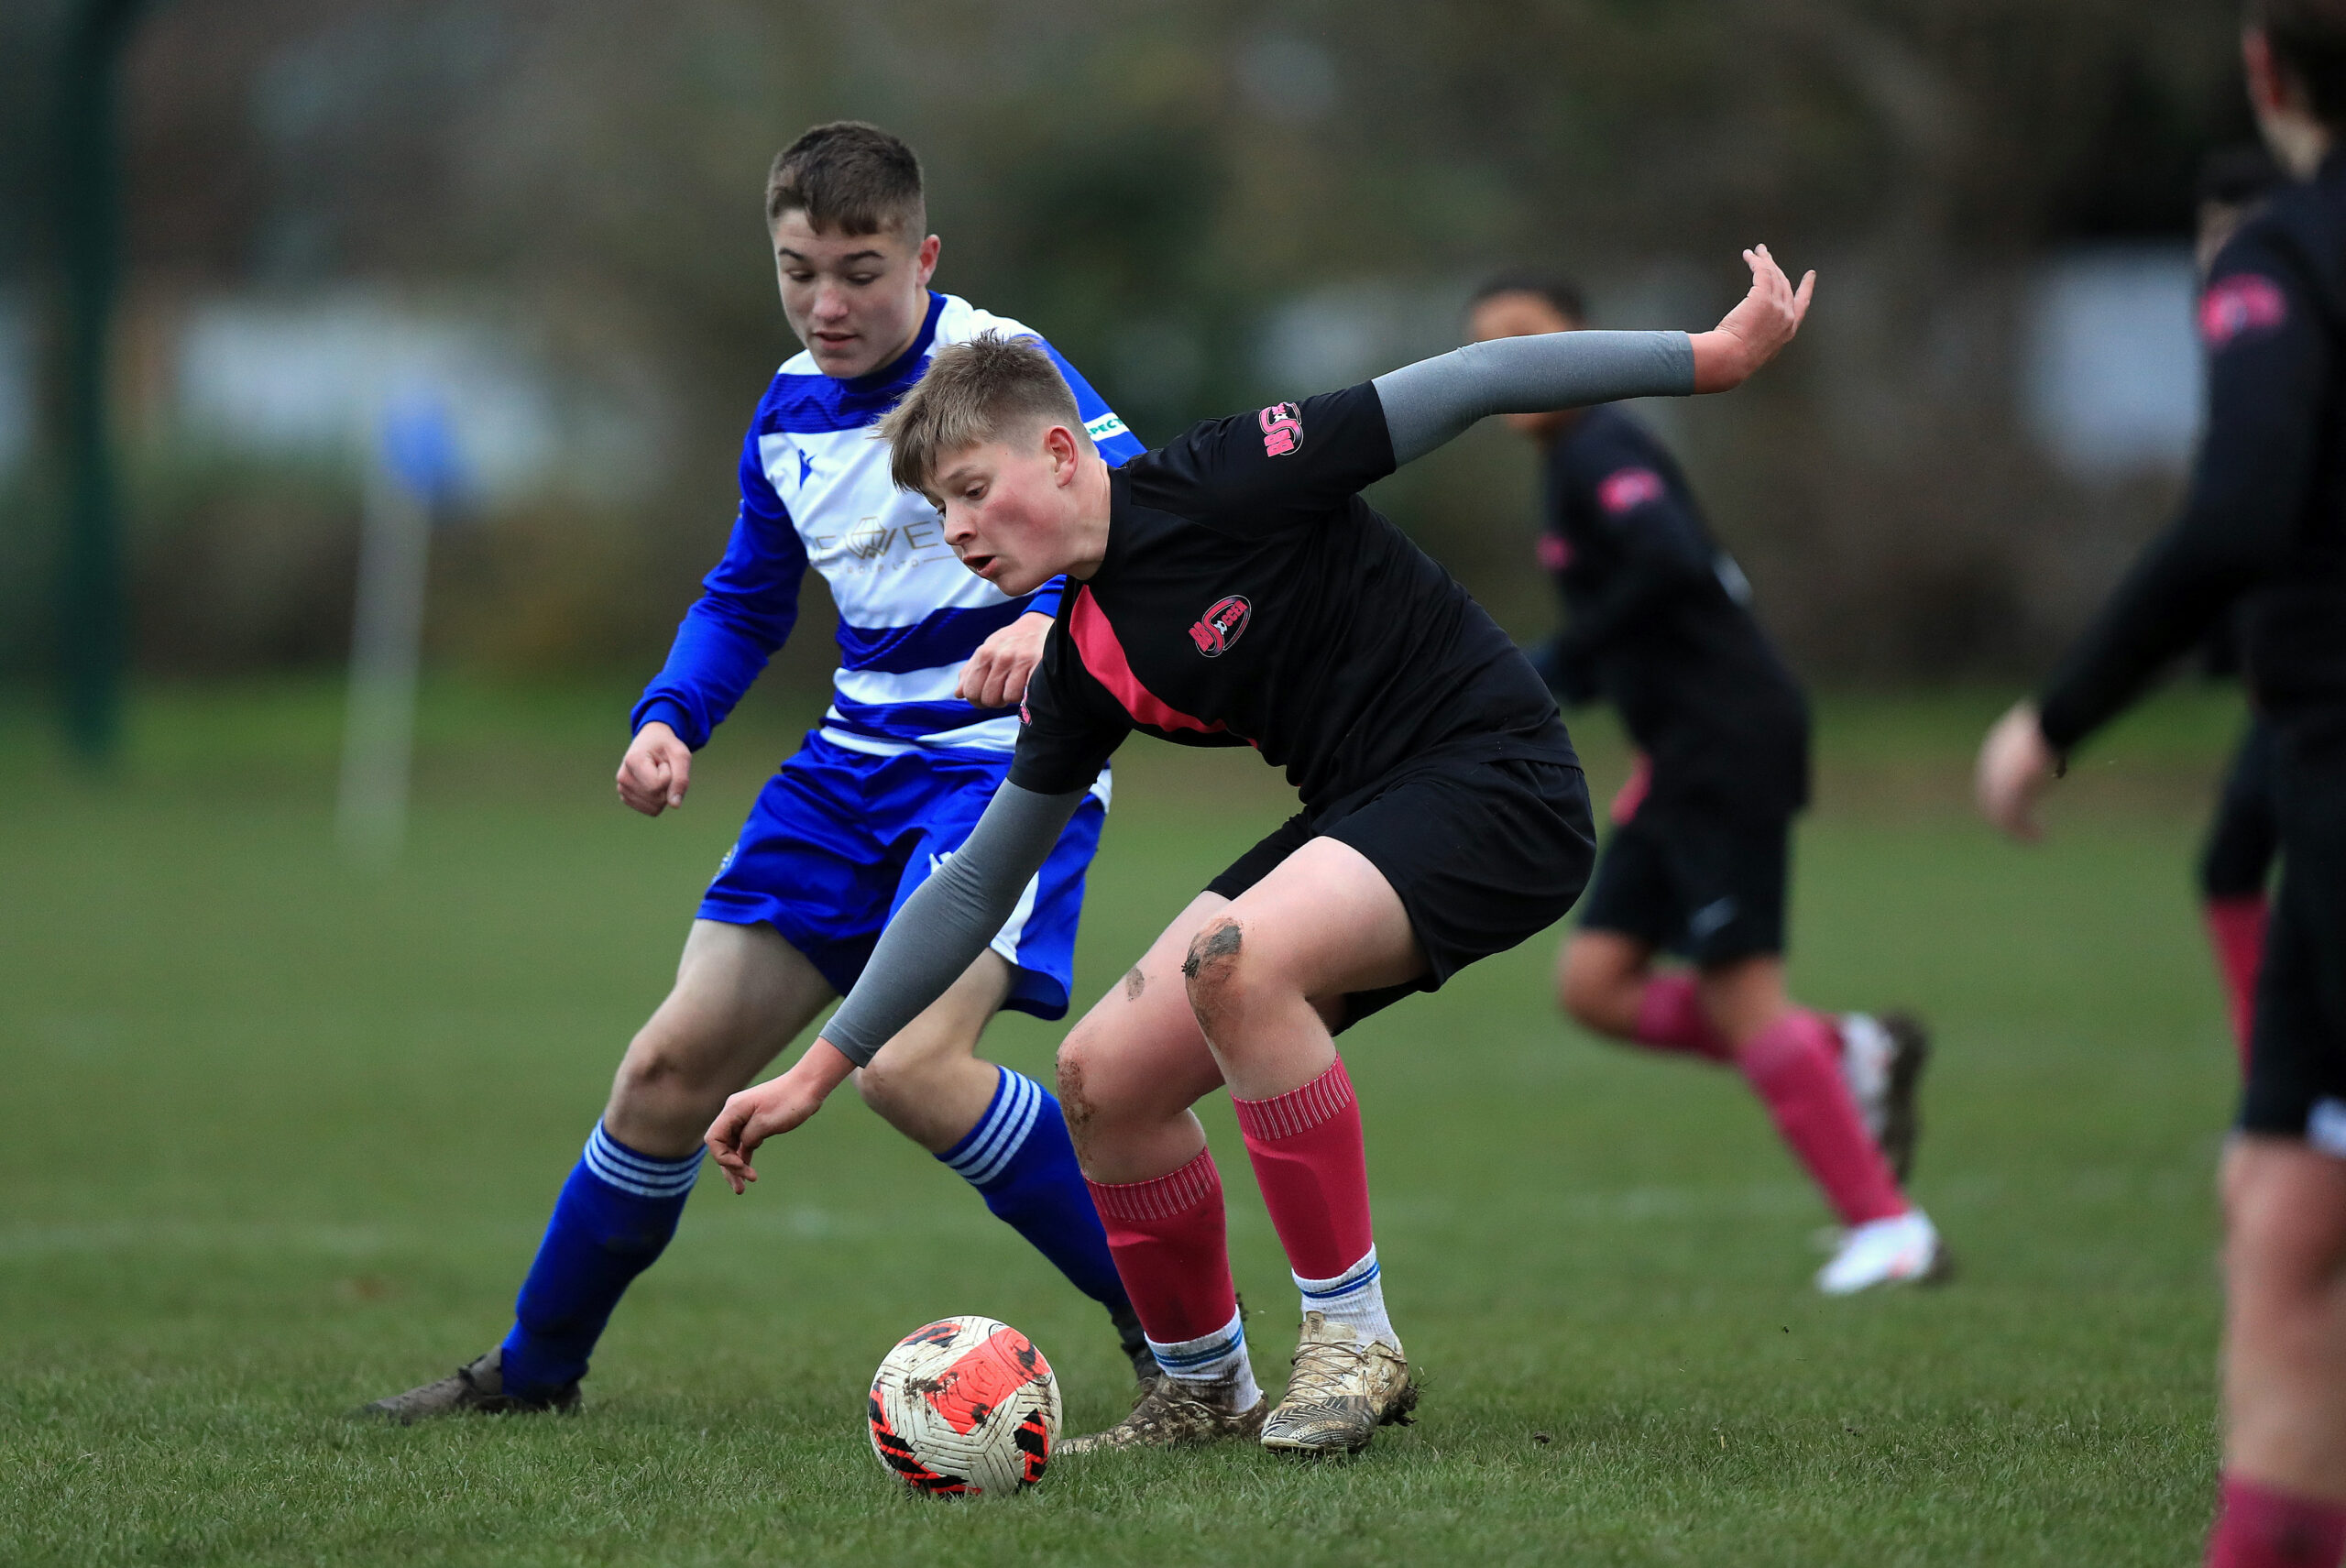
[1468, 275, 1945, 1296]
[1980, 7, 2346, 1562]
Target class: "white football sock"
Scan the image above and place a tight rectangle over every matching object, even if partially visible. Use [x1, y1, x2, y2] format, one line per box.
[1296, 1245, 1395, 1343]
[1146, 1306, 1261, 1408]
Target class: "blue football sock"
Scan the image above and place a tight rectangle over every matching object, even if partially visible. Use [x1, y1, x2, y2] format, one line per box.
[938, 1067, 1129, 1311]
[500, 1123, 701, 1398]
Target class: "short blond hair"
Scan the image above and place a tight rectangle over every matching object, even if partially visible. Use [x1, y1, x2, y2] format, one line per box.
[880, 333, 1089, 496]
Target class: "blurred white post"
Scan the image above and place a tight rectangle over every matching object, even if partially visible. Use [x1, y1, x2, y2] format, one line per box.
[338, 397, 454, 865]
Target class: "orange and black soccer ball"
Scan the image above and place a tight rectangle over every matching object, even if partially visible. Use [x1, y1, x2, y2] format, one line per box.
[867, 1316, 1060, 1496]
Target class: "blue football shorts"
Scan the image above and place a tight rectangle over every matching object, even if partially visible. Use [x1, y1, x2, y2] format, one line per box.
[699, 731, 1109, 1020]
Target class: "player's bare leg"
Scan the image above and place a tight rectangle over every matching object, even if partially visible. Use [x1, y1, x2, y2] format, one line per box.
[1188, 839, 1425, 1455]
[363, 921, 831, 1421]
[365, 925, 1137, 1420]
[1058, 843, 1427, 1456]
[850, 954, 1014, 1152]
[603, 920, 840, 1156]
[2220, 1140, 2346, 1521]
[1054, 894, 1266, 1451]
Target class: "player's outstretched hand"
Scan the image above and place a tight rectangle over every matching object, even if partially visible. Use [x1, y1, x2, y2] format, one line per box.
[958, 609, 1054, 708]
[1977, 699, 2057, 842]
[1690, 245, 1816, 393]
[617, 721, 692, 817]
[704, 1039, 857, 1193]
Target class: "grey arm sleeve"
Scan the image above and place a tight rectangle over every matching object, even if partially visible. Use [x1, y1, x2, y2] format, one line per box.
[818, 781, 1087, 1067]
[1371, 331, 1696, 466]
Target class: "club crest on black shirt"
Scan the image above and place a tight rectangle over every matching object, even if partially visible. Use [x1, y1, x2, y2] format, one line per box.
[1257, 403, 1304, 456]
[1189, 596, 1253, 657]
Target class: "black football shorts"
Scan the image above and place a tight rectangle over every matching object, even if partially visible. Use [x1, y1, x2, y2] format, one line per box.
[1205, 738, 1595, 1029]
[2241, 718, 2346, 1149]
[1575, 802, 1791, 967]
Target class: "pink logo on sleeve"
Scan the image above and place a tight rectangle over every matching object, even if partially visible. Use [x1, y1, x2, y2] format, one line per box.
[1597, 467, 1665, 516]
[1258, 402, 1304, 456]
[1537, 534, 1572, 571]
[2200, 274, 2287, 349]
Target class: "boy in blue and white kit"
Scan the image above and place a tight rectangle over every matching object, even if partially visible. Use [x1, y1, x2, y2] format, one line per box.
[366, 122, 1149, 1420]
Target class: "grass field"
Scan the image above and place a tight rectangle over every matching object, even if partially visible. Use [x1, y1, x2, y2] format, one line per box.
[0, 678, 2258, 1565]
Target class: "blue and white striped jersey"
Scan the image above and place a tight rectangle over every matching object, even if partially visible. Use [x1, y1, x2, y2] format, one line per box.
[631, 291, 1145, 756]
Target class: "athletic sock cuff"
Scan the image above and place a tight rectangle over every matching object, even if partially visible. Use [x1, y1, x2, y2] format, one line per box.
[1295, 1246, 1380, 1304]
[1145, 1306, 1247, 1377]
[1086, 1146, 1221, 1223]
[937, 1067, 1046, 1188]
[1232, 1057, 1355, 1142]
[582, 1123, 703, 1201]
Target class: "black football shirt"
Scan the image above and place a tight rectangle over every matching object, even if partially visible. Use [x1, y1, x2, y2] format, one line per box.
[1540, 404, 1808, 817]
[1009, 383, 1572, 808]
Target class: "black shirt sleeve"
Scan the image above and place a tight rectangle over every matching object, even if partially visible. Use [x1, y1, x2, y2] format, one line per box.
[1553, 434, 1717, 673]
[1159, 383, 1398, 534]
[2037, 225, 2330, 752]
[1005, 618, 1130, 795]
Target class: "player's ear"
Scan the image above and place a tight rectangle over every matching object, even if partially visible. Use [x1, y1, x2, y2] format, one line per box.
[914, 233, 940, 287]
[1042, 422, 1081, 483]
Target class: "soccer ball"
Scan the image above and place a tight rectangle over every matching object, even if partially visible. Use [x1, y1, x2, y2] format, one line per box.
[866, 1316, 1061, 1496]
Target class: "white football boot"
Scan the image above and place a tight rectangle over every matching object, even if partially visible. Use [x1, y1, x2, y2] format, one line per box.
[1816, 1210, 1951, 1295]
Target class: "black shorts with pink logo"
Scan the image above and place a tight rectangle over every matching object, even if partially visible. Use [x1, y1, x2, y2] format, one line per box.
[1205, 726, 1595, 1029]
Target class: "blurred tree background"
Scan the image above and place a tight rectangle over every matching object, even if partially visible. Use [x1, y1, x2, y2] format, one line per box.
[0, 0, 2257, 704]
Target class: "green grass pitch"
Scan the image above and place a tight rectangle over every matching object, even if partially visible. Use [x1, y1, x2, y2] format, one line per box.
[0, 680, 2253, 1565]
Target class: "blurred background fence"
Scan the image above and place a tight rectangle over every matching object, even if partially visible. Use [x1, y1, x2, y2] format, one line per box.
[0, 0, 2257, 718]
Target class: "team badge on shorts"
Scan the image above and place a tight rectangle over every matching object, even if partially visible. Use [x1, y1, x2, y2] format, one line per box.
[1258, 402, 1304, 456]
[1189, 595, 1253, 657]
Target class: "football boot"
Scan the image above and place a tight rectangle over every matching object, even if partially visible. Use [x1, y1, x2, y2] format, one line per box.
[356, 1347, 579, 1424]
[1816, 1211, 1952, 1295]
[1257, 1311, 1417, 1457]
[1840, 1011, 1932, 1183]
[1056, 1375, 1266, 1453]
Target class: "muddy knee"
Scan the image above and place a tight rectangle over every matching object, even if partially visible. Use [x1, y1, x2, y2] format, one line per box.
[1180, 916, 1249, 1029]
[1056, 1029, 1105, 1150]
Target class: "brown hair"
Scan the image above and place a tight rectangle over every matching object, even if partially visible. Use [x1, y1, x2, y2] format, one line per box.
[2251, 0, 2346, 127]
[764, 121, 926, 236]
[878, 334, 1088, 496]
[1470, 270, 1587, 325]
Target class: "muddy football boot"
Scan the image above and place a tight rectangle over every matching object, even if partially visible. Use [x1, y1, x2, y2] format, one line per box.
[1057, 1374, 1266, 1453]
[357, 1347, 580, 1424]
[1258, 1311, 1418, 1457]
[1840, 1012, 1932, 1184]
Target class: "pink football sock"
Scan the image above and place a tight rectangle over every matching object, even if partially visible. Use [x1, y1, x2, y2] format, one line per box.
[1631, 972, 1735, 1063]
[2206, 896, 2270, 1075]
[1085, 1146, 1237, 1345]
[1232, 1057, 1374, 1281]
[1739, 1010, 1907, 1226]
[2208, 1474, 2346, 1567]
